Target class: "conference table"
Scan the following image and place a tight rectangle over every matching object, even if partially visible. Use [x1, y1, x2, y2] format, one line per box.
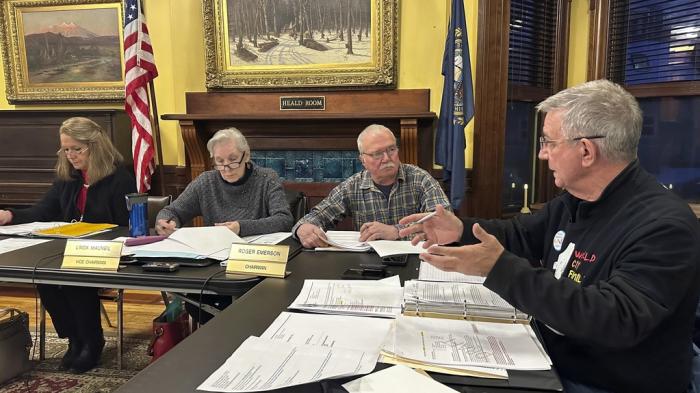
[115, 250, 563, 393]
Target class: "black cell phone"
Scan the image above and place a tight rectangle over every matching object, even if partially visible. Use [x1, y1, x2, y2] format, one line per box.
[381, 254, 408, 266]
[142, 262, 179, 272]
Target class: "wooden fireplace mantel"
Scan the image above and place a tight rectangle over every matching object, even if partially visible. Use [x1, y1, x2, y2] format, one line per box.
[162, 89, 437, 184]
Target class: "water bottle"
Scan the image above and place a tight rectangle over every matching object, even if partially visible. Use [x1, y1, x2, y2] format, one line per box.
[125, 193, 148, 237]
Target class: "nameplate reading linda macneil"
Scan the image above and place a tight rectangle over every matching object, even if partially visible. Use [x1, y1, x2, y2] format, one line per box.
[226, 244, 290, 278]
[279, 96, 326, 111]
[61, 239, 122, 271]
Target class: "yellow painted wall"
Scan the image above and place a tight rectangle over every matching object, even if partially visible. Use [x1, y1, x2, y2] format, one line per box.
[0, 1, 478, 166]
[567, 0, 590, 87]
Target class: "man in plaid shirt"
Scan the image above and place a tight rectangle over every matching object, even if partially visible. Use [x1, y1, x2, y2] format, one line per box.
[293, 124, 451, 248]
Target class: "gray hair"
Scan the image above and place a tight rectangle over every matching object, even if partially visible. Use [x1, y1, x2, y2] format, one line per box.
[357, 124, 396, 153]
[536, 79, 642, 162]
[206, 127, 250, 158]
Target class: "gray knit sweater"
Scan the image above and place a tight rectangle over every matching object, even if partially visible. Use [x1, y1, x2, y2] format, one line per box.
[155, 164, 293, 237]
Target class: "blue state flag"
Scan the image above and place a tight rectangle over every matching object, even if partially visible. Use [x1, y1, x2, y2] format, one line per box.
[436, 0, 474, 210]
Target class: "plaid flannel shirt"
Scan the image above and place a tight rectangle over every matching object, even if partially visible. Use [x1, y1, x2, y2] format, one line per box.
[292, 164, 451, 235]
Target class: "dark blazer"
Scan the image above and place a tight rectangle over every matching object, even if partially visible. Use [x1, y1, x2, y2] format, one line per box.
[10, 165, 136, 226]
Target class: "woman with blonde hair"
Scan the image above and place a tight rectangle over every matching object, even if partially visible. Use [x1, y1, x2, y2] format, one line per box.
[0, 117, 136, 373]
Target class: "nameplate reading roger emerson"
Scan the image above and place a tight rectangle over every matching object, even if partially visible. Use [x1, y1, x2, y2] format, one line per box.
[226, 244, 290, 278]
[61, 239, 122, 271]
[279, 96, 325, 111]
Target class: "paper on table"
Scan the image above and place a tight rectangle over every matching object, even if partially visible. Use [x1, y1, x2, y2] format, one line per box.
[367, 240, 426, 258]
[197, 336, 376, 392]
[0, 238, 51, 254]
[261, 312, 393, 354]
[315, 231, 371, 252]
[122, 226, 244, 261]
[289, 278, 403, 318]
[0, 222, 69, 236]
[241, 232, 292, 245]
[342, 365, 459, 393]
[418, 261, 485, 284]
[378, 352, 508, 379]
[382, 315, 551, 371]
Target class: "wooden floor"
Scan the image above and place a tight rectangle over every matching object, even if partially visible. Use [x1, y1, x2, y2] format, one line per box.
[0, 283, 165, 337]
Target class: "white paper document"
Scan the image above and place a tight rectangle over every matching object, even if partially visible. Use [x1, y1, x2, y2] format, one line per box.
[382, 315, 551, 371]
[0, 238, 51, 254]
[289, 278, 403, 318]
[418, 261, 486, 283]
[0, 222, 69, 236]
[342, 365, 458, 393]
[122, 226, 244, 261]
[241, 232, 291, 245]
[315, 231, 371, 252]
[367, 240, 426, 258]
[197, 336, 376, 392]
[261, 312, 393, 354]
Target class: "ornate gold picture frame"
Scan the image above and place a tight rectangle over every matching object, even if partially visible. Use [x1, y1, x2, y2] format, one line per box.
[0, 0, 124, 103]
[203, 0, 397, 89]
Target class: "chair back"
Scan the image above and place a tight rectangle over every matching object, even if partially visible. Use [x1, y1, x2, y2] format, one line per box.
[284, 189, 307, 223]
[148, 195, 173, 228]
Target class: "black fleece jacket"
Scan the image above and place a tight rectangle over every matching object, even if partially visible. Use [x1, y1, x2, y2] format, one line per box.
[9, 165, 136, 226]
[462, 161, 700, 393]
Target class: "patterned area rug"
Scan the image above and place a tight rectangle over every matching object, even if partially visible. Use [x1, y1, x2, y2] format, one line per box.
[0, 332, 151, 393]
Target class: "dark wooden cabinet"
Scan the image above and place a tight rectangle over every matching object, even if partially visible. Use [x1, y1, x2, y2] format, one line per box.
[0, 110, 131, 207]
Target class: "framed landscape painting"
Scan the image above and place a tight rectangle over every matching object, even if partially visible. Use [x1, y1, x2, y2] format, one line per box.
[0, 0, 124, 103]
[203, 0, 397, 89]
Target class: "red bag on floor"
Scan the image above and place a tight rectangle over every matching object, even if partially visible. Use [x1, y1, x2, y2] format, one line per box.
[147, 303, 190, 362]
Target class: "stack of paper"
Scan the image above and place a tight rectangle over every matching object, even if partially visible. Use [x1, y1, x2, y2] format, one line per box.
[32, 222, 117, 238]
[122, 226, 244, 261]
[0, 222, 69, 236]
[316, 231, 371, 252]
[418, 261, 486, 283]
[382, 315, 551, 372]
[0, 238, 51, 254]
[403, 280, 528, 322]
[241, 232, 291, 245]
[198, 312, 392, 392]
[288, 277, 403, 318]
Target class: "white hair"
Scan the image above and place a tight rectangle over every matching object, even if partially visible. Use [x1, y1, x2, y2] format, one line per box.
[356, 124, 396, 153]
[537, 79, 642, 162]
[206, 127, 250, 158]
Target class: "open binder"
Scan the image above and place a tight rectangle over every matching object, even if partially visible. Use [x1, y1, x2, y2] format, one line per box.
[402, 280, 529, 323]
[31, 222, 117, 238]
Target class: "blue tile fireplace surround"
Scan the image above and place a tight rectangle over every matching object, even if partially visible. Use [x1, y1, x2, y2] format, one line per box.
[252, 150, 365, 183]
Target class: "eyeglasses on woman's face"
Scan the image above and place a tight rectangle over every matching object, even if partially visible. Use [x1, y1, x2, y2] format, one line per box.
[57, 146, 89, 156]
[212, 151, 246, 171]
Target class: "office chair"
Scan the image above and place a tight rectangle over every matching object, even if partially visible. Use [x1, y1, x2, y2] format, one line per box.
[284, 189, 308, 222]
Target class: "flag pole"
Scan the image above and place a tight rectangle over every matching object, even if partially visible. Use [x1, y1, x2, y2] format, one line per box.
[147, 81, 166, 197]
[139, 0, 166, 197]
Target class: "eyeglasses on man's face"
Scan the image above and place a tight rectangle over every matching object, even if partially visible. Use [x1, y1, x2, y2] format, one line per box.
[538, 135, 606, 150]
[57, 146, 89, 156]
[212, 151, 246, 171]
[361, 145, 399, 160]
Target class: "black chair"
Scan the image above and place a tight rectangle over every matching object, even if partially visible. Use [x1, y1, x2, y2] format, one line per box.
[285, 189, 308, 222]
[147, 195, 173, 229]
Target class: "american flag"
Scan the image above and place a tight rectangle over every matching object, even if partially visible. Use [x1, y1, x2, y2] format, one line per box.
[124, 0, 158, 193]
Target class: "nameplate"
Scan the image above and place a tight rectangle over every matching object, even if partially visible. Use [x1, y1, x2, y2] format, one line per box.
[61, 239, 122, 271]
[226, 244, 289, 278]
[279, 96, 325, 111]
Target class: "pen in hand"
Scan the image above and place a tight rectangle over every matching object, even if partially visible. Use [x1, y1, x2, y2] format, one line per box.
[398, 210, 437, 229]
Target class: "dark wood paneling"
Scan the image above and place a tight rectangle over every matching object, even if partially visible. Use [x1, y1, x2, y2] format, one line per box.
[0, 110, 131, 206]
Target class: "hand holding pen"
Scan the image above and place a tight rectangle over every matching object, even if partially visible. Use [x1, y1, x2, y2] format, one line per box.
[397, 205, 464, 247]
[155, 218, 178, 236]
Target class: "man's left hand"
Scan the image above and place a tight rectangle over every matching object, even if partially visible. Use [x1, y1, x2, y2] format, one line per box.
[215, 221, 240, 235]
[359, 221, 399, 241]
[421, 223, 504, 277]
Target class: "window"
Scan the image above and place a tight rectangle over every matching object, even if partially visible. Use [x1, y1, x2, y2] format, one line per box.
[605, 0, 699, 202]
[503, 0, 559, 213]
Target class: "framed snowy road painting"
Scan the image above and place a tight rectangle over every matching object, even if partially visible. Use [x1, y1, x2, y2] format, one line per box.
[203, 0, 397, 89]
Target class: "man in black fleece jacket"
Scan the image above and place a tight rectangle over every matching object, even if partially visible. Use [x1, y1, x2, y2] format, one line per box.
[400, 80, 700, 393]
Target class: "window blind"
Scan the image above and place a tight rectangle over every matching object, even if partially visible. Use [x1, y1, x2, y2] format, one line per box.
[608, 0, 700, 85]
[508, 0, 557, 90]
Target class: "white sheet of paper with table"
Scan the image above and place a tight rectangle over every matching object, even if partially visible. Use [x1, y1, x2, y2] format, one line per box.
[418, 261, 486, 283]
[0, 238, 51, 254]
[197, 335, 376, 392]
[288, 277, 403, 318]
[122, 226, 244, 261]
[315, 231, 371, 252]
[342, 365, 459, 393]
[382, 315, 551, 371]
[241, 232, 291, 245]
